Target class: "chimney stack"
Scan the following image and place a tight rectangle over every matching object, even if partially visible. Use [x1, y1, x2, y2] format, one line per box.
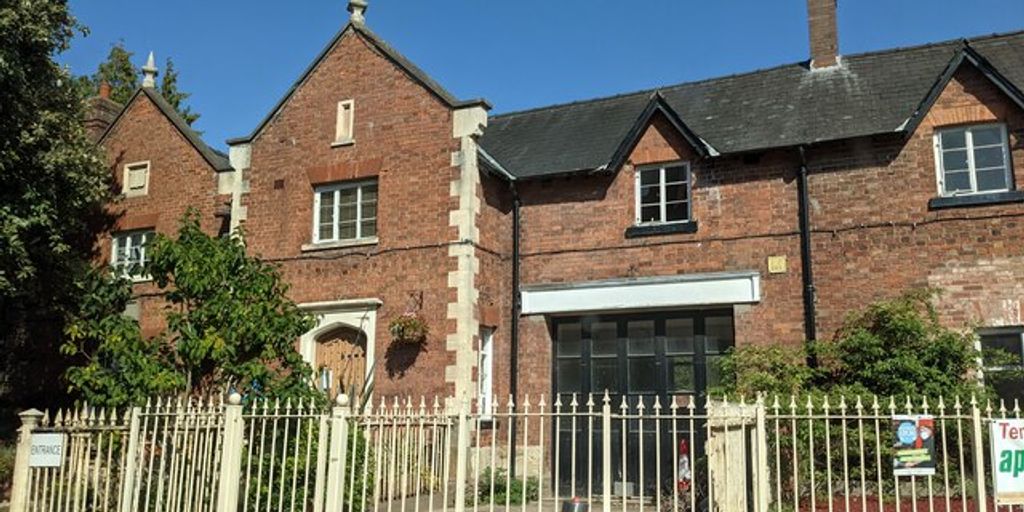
[98, 81, 111, 99]
[85, 82, 122, 142]
[807, 0, 839, 69]
[348, 0, 368, 24]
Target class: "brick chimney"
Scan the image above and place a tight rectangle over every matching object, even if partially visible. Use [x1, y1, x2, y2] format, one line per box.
[84, 82, 122, 142]
[807, 0, 839, 69]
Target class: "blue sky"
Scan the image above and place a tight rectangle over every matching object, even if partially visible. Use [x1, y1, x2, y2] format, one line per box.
[60, 1, 1023, 150]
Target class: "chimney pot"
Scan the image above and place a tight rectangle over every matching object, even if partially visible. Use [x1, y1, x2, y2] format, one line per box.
[807, 0, 839, 69]
[98, 81, 111, 99]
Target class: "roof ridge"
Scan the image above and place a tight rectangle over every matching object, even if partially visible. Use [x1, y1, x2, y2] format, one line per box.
[491, 29, 1024, 122]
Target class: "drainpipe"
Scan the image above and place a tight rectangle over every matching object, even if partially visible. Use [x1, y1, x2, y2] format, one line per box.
[797, 146, 819, 368]
[508, 181, 521, 478]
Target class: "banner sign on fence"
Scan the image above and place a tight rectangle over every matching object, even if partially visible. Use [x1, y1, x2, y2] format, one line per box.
[991, 419, 1024, 505]
[892, 415, 936, 476]
[29, 433, 64, 468]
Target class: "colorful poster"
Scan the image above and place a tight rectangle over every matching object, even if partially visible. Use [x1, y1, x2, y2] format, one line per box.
[991, 419, 1024, 506]
[892, 415, 936, 476]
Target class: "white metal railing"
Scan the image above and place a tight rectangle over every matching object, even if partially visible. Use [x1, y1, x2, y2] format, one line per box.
[8, 393, 1023, 512]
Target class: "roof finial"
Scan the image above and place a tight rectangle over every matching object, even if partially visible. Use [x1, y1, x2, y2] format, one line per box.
[348, 0, 368, 24]
[142, 51, 158, 88]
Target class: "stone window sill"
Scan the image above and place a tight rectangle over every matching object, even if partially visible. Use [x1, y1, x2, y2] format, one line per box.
[625, 221, 698, 239]
[330, 138, 355, 148]
[301, 237, 378, 252]
[928, 190, 1024, 210]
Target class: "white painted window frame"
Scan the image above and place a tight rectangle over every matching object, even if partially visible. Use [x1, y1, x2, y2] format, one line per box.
[634, 161, 692, 225]
[478, 327, 495, 419]
[334, 99, 355, 145]
[121, 161, 151, 197]
[111, 229, 154, 281]
[311, 179, 380, 244]
[933, 123, 1012, 197]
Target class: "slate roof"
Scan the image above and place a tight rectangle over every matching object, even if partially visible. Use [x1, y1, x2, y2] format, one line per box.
[480, 31, 1024, 180]
[100, 87, 232, 171]
[227, 22, 490, 145]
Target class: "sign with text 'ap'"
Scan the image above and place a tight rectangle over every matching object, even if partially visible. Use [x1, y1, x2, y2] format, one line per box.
[992, 419, 1024, 506]
[29, 433, 64, 468]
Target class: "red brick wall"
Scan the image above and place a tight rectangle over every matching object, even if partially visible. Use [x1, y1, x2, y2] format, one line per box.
[514, 112, 807, 400]
[240, 30, 462, 398]
[100, 93, 228, 338]
[809, 65, 1024, 337]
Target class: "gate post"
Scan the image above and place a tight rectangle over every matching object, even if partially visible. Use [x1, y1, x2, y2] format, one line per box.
[601, 392, 612, 512]
[216, 392, 245, 512]
[752, 395, 770, 512]
[453, 399, 470, 512]
[325, 394, 352, 512]
[118, 407, 143, 512]
[970, 396, 988, 512]
[9, 409, 43, 512]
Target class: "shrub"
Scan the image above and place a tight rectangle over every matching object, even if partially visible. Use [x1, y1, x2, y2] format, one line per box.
[467, 467, 539, 506]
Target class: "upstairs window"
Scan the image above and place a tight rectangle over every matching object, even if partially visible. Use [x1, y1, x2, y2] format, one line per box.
[636, 162, 691, 225]
[111, 229, 154, 280]
[979, 327, 1024, 405]
[935, 124, 1012, 196]
[313, 179, 377, 243]
[334, 100, 355, 144]
[122, 161, 150, 197]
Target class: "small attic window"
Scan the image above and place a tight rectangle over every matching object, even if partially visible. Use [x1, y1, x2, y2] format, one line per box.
[122, 161, 150, 197]
[333, 100, 355, 146]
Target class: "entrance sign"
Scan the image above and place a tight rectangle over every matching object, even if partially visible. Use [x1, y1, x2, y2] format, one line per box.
[992, 419, 1024, 505]
[892, 415, 936, 476]
[29, 433, 64, 467]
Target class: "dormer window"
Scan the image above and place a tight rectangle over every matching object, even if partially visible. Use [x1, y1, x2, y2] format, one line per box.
[635, 162, 691, 225]
[935, 124, 1012, 197]
[122, 161, 150, 197]
[333, 100, 355, 145]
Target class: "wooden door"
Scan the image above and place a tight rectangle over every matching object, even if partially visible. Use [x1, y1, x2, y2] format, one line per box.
[315, 326, 367, 397]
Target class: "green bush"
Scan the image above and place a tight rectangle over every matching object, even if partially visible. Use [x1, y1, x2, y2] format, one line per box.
[0, 441, 14, 500]
[468, 467, 539, 506]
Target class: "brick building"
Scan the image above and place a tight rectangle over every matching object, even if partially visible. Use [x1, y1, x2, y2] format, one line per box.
[91, 0, 1024, 410]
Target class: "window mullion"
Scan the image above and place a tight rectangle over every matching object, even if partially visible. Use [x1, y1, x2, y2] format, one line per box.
[356, 185, 363, 239]
[333, 189, 340, 241]
[659, 167, 667, 223]
[965, 128, 978, 193]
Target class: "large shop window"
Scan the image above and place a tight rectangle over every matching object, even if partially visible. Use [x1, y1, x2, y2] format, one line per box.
[552, 310, 734, 402]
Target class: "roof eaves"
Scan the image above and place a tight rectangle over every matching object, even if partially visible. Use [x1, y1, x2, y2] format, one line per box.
[228, 23, 491, 145]
[478, 146, 516, 182]
[901, 42, 1024, 138]
[604, 92, 710, 173]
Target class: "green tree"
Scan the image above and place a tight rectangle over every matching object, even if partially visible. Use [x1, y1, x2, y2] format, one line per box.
[0, 0, 114, 431]
[63, 211, 318, 406]
[76, 42, 200, 125]
[717, 289, 993, 401]
[158, 57, 199, 125]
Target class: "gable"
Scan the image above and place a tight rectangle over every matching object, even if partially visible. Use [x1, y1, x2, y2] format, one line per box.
[227, 23, 488, 146]
[629, 112, 700, 166]
[100, 88, 230, 171]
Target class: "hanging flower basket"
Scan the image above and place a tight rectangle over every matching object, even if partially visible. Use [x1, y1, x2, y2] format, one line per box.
[389, 313, 429, 345]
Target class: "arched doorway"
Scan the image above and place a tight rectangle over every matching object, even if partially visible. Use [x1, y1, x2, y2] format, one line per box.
[315, 325, 367, 398]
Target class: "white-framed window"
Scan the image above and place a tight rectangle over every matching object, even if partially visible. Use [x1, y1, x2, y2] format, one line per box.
[335, 100, 355, 143]
[635, 162, 691, 225]
[934, 124, 1012, 197]
[111, 229, 154, 280]
[979, 327, 1024, 405]
[313, 179, 377, 243]
[478, 327, 495, 419]
[122, 161, 150, 197]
